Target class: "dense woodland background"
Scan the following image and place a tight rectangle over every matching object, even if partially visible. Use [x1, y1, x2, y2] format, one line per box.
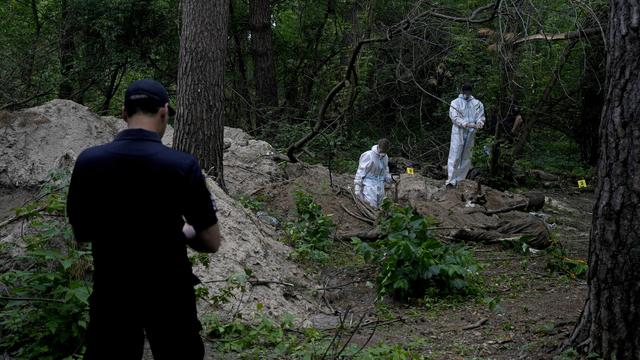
[0, 0, 608, 183]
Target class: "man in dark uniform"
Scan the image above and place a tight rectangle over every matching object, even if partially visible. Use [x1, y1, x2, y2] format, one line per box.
[67, 79, 221, 359]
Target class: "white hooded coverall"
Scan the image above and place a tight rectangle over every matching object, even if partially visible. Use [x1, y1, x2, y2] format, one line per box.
[354, 145, 392, 208]
[447, 94, 485, 186]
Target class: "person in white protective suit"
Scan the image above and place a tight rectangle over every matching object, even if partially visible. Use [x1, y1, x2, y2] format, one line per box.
[446, 83, 485, 188]
[354, 139, 393, 208]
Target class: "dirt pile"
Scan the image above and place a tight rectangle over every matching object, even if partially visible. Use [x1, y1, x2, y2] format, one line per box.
[222, 128, 284, 198]
[0, 100, 282, 197]
[0, 100, 117, 187]
[0, 100, 323, 323]
[193, 177, 320, 321]
[0, 100, 174, 188]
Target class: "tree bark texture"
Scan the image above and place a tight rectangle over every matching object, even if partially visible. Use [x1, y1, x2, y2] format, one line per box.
[577, 38, 605, 165]
[174, 0, 230, 190]
[249, 0, 278, 112]
[569, 1, 640, 357]
[58, 0, 75, 99]
[230, 0, 254, 130]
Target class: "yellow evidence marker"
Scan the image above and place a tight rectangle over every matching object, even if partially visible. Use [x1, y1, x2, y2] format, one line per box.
[406, 167, 414, 175]
[578, 179, 587, 189]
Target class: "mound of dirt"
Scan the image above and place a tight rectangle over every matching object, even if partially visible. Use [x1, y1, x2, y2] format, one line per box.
[1, 100, 281, 197]
[0, 100, 176, 188]
[259, 162, 373, 237]
[194, 177, 320, 322]
[0, 101, 117, 187]
[0, 99, 324, 324]
[397, 175, 551, 248]
[223, 131, 283, 198]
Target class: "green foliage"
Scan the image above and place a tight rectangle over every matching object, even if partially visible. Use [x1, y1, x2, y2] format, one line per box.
[284, 190, 335, 262]
[0, 247, 92, 359]
[202, 313, 327, 358]
[208, 269, 251, 309]
[0, 172, 92, 359]
[354, 200, 482, 301]
[202, 311, 426, 359]
[545, 242, 588, 280]
[239, 194, 269, 212]
[189, 252, 210, 268]
[515, 129, 593, 179]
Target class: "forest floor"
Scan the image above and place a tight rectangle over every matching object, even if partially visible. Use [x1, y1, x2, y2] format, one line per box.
[256, 180, 593, 360]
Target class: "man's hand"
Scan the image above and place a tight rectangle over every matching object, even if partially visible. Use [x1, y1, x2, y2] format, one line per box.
[475, 121, 484, 129]
[184, 221, 221, 253]
[464, 123, 477, 129]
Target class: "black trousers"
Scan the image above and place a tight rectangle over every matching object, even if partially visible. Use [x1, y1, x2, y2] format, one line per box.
[83, 291, 204, 360]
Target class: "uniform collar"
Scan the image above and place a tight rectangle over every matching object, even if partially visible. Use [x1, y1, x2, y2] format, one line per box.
[115, 128, 162, 143]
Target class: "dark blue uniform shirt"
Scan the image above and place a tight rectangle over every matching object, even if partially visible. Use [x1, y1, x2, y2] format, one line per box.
[67, 128, 218, 300]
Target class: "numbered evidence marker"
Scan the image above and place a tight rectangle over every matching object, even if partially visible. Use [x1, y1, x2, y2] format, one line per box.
[406, 167, 414, 175]
[578, 179, 587, 189]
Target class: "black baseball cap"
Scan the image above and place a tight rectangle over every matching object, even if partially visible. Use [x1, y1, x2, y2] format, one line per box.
[124, 79, 175, 116]
[462, 83, 473, 92]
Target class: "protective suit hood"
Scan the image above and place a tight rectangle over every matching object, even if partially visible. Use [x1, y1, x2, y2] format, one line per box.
[371, 145, 386, 158]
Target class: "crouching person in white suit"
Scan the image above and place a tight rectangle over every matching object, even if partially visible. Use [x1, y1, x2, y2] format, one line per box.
[354, 139, 393, 208]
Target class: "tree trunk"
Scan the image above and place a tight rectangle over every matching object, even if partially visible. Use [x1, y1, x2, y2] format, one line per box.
[174, 0, 229, 190]
[568, 0, 640, 357]
[22, 0, 41, 92]
[100, 61, 127, 115]
[576, 39, 605, 165]
[58, 0, 75, 99]
[249, 0, 278, 121]
[229, 0, 255, 131]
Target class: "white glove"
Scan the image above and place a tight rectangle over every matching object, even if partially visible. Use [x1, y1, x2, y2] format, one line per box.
[476, 121, 484, 129]
[354, 184, 362, 195]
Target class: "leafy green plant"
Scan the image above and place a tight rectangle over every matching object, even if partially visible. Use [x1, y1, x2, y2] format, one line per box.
[0, 171, 92, 359]
[202, 313, 325, 358]
[209, 269, 251, 309]
[283, 190, 335, 262]
[354, 200, 482, 301]
[239, 194, 269, 212]
[202, 310, 426, 360]
[545, 243, 588, 280]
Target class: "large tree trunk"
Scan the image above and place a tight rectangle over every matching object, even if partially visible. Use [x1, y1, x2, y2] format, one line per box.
[229, 0, 255, 131]
[576, 38, 605, 165]
[249, 0, 278, 122]
[174, 0, 229, 190]
[568, 0, 640, 357]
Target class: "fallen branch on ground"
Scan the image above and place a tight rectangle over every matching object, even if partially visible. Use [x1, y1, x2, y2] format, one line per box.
[462, 317, 488, 330]
[337, 228, 380, 242]
[0, 205, 48, 229]
[203, 279, 294, 287]
[0, 296, 65, 303]
[340, 204, 374, 225]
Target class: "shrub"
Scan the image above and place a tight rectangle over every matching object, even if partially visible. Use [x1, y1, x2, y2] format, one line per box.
[0, 171, 92, 359]
[354, 200, 481, 300]
[283, 191, 335, 262]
